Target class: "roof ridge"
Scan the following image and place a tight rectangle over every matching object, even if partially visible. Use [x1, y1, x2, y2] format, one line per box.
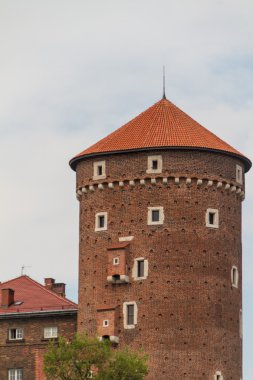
[0, 275, 77, 307]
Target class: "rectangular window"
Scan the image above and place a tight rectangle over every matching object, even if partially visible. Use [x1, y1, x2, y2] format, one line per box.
[97, 165, 103, 176]
[95, 212, 108, 231]
[113, 257, 119, 265]
[137, 260, 144, 278]
[127, 304, 135, 325]
[9, 328, 23, 340]
[148, 207, 164, 225]
[152, 160, 158, 170]
[152, 210, 160, 222]
[206, 209, 219, 228]
[208, 212, 215, 225]
[146, 155, 162, 173]
[236, 164, 243, 184]
[98, 215, 105, 228]
[44, 327, 58, 339]
[93, 161, 106, 180]
[8, 369, 23, 380]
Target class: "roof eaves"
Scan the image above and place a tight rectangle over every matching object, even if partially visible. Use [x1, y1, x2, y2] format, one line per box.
[69, 146, 252, 173]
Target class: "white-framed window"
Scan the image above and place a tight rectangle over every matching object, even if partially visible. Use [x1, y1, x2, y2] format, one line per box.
[93, 161, 106, 180]
[113, 257, 119, 266]
[123, 302, 137, 329]
[8, 369, 23, 380]
[214, 371, 223, 380]
[205, 209, 219, 228]
[44, 326, 58, 339]
[103, 319, 109, 327]
[146, 155, 162, 174]
[236, 164, 243, 184]
[8, 328, 23, 341]
[132, 258, 148, 280]
[239, 309, 243, 338]
[147, 206, 164, 225]
[95, 212, 108, 231]
[231, 266, 239, 288]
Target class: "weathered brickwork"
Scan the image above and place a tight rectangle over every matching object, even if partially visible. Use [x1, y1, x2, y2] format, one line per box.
[0, 314, 77, 380]
[76, 150, 245, 380]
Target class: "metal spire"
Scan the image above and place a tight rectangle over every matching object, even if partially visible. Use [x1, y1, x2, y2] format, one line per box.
[162, 66, 166, 99]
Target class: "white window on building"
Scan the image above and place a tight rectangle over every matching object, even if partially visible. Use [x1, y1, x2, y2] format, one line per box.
[123, 302, 137, 329]
[44, 326, 58, 339]
[231, 266, 239, 288]
[214, 371, 223, 380]
[103, 320, 109, 327]
[95, 212, 108, 231]
[93, 161, 106, 180]
[236, 164, 243, 184]
[8, 369, 23, 380]
[132, 258, 149, 280]
[113, 257, 119, 266]
[239, 309, 243, 339]
[146, 155, 163, 174]
[8, 328, 23, 340]
[205, 209, 219, 228]
[147, 207, 164, 225]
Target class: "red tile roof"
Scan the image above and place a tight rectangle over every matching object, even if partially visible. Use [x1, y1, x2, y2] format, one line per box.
[70, 98, 251, 171]
[0, 276, 77, 315]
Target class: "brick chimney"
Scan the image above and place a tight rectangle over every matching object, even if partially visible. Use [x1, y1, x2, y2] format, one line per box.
[44, 278, 66, 297]
[1, 288, 15, 307]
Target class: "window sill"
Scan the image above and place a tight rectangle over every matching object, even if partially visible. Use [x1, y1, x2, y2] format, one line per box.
[41, 337, 58, 342]
[6, 339, 25, 343]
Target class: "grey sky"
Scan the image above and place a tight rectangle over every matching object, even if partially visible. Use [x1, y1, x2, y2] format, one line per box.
[0, 1, 252, 378]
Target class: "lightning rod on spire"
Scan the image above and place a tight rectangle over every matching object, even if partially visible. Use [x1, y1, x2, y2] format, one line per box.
[162, 66, 166, 99]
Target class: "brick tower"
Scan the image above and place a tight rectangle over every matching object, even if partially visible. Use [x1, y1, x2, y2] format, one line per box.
[70, 96, 251, 380]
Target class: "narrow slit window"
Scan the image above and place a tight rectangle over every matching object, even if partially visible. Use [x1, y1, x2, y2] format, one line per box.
[103, 320, 109, 327]
[97, 165, 103, 176]
[231, 266, 239, 287]
[127, 304, 135, 325]
[98, 215, 105, 228]
[209, 212, 215, 225]
[137, 260, 144, 278]
[113, 257, 119, 266]
[152, 160, 158, 170]
[152, 210, 160, 222]
[206, 209, 219, 228]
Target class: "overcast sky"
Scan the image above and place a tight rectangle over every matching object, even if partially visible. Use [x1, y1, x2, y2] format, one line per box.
[0, 0, 252, 378]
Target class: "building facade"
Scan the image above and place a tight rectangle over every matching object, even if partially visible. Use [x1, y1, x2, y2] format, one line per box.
[70, 97, 251, 379]
[0, 275, 77, 380]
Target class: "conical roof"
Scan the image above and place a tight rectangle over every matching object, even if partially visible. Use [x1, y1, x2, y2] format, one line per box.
[70, 98, 251, 171]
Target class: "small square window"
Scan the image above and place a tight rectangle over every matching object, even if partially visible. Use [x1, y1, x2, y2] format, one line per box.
[44, 327, 58, 339]
[95, 212, 108, 231]
[103, 320, 109, 327]
[113, 257, 119, 266]
[9, 328, 23, 341]
[206, 209, 219, 228]
[93, 161, 106, 180]
[147, 207, 164, 225]
[146, 155, 162, 174]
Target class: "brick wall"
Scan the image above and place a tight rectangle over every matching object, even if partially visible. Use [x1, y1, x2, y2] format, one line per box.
[76, 149, 244, 380]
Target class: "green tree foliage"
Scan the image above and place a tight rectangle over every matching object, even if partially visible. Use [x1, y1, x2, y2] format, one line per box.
[43, 334, 148, 380]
